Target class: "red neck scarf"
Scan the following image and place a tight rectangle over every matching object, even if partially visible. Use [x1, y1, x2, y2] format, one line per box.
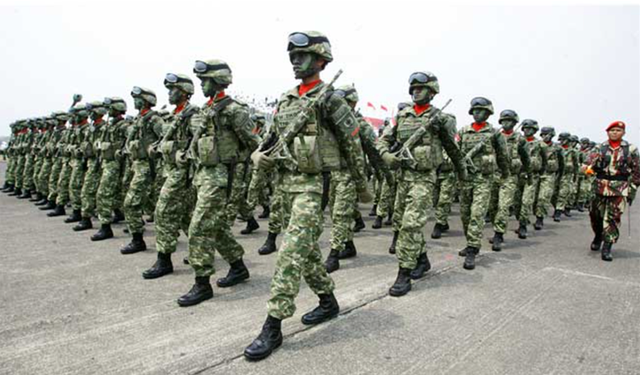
[174, 102, 187, 114]
[526, 136, 535, 142]
[77, 119, 88, 126]
[140, 108, 150, 116]
[414, 103, 431, 116]
[502, 129, 513, 135]
[562, 144, 569, 149]
[94, 118, 104, 125]
[545, 141, 552, 146]
[298, 80, 321, 97]
[207, 91, 226, 106]
[609, 139, 622, 149]
[472, 122, 487, 132]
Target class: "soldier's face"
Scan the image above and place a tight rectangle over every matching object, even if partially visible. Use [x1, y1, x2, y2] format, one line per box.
[523, 128, 537, 137]
[200, 78, 223, 98]
[290, 52, 320, 79]
[501, 120, 516, 131]
[542, 133, 554, 142]
[90, 111, 102, 121]
[108, 108, 121, 118]
[168, 87, 185, 105]
[607, 127, 624, 141]
[411, 86, 431, 105]
[133, 97, 146, 110]
[472, 108, 490, 123]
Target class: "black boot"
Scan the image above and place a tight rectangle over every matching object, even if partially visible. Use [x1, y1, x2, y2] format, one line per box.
[463, 247, 479, 270]
[601, 242, 613, 261]
[2, 184, 15, 193]
[590, 234, 603, 251]
[64, 209, 81, 223]
[258, 205, 270, 219]
[324, 249, 340, 273]
[112, 209, 125, 224]
[34, 198, 48, 206]
[29, 192, 42, 202]
[441, 222, 450, 232]
[40, 200, 57, 210]
[17, 190, 32, 199]
[491, 232, 504, 252]
[73, 217, 93, 231]
[338, 241, 357, 259]
[410, 252, 431, 279]
[368, 204, 377, 217]
[384, 211, 393, 226]
[517, 222, 527, 239]
[91, 224, 114, 241]
[353, 217, 365, 233]
[1, 182, 10, 191]
[534, 216, 544, 230]
[301, 293, 340, 325]
[217, 259, 250, 287]
[177, 276, 213, 307]
[240, 217, 260, 235]
[47, 204, 66, 217]
[577, 203, 585, 212]
[258, 232, 278, 255]
[553, 209, 562, 222]
[372, 215, 383, 229]
[564, 208, 572, 217]
[458, 246, 470, 257]
[142, 252, 174, 279]
[244, 315, 283, 361]
[389, 231, 399, 254]
[431, 223, 444, 239]
[120, 232, 147, 254]
[8, 187, 21, 196]
[389, 267, 412, 297]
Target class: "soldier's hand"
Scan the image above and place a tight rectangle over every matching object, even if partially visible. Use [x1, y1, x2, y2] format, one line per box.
[382, 152, 400, 168]
[251, 150, 274, 170]
[176, 150, 189, 167]
[357, 185, 374, 203]
[457, 165, 469, 182]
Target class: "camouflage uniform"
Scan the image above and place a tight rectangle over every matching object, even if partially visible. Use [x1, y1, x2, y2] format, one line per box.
[518, 125, 547, 229]
[96, 111, 128, 225]
[433, 154, 457, 228]
[78, 105, 107, 223]
[20, 121, 36, 195]
[68, 112, 89, 214]
[536, 129, 564, 219]
[53, 123, 74, 209]
[35, 118, 58, 201]
[2, 123, 17, 190]
[555, 133, 579, 212]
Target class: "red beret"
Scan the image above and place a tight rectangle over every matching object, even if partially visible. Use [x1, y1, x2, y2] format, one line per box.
[606, 121, 625, 131]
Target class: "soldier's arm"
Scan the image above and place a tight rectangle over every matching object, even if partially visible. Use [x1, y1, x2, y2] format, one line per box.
[359, 118, 384, 172]
[437, 114, 465, 175]
[231, 107, 260, 154]
[557, 149, 565, 178]
[493, 131, 511, 177]
[517, 138, 531, 174]
[540, 142, 548, 173]
[376, 120, 397, 155]
[629, 146, 640, 189]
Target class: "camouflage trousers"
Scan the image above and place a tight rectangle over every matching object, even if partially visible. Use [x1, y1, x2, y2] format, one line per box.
[96, 160, 121, 225]
[155, 165, 195, 254]
[519, 174, 541, 225]
[577, 176, 593, 205]
[434, 171, 456, 226]
[225, 162, 251, 224]
[118, 159, 133, 213]
[144, 160, 164, 217]
[4, 156, 15, 184]
[69, 158, 86, 210]
[372, 171, 384, 205]
[46, 158, 63, 203]
[188, 164, 244, 277]
[393, 170, 435, 269]
[376, 173, 396, 220]
[590, 195, 627, 243]
[536, 172, 557, 217]
[246, 168, 272, 216]
[36, 158, 53, 197]
[492, 174, 519, 234]
[460, 173, 493, 249]
[328, 170, 356, 251]
[268, 184, 286, 234]
[22, 154, 35, 191]
[124, 160, 151, 235]
[267, 190, 335, 320]
[555, 172, 575, 211]
[512, 177, 526, 220]
[80, 159, 101, 218]
[55, 159, 73, 206]
[32, 157, 43, 192]
[13, 155, 25, 189]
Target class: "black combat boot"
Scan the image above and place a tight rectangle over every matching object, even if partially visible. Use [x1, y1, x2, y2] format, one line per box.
[244, 315, 283, 361]
[389, 267, 412, 297]
[91, 224, 114, 241]
[120, 232, 147, 254]
[17, 190, 32, 199]
[8, 187, 21, 196]
[183, 256, 190, 265]
[368, 204, 378, 217]
[301, 293, 340, 325]
[240, 217, 260, 235]
[29, 192, 42, 202]
[384, 211, 393, 226]
[324, 249, 340, 273]
[463, 247, 480, 270]
[73, 217, 93, 231]
[64, 209, 82, 223]
[372, 215, 383, 229]
[431, 223, 444, 239]
[338, 241, 357, 259]
[258, 232, 278, 255]
[410, 252, 431, 280]
[34, 198, 48, 206]
[1, 182, 10, 191]
[590, 233, 603, 251]
[534, 216, 544, 230]
[40, 200, 56, 210]
[458, 246, 470, 257]
[257, 205, 270, 219]
[142, 252, 174, 279]
[441, 222, 450, 232]
[353, 216, 365, 233]
[111, 209, 125, 224]
[388, 231, 399, 254]
[564, 208, 572, 217]
[517, 222, 527, 239]
[2, 183, 15, 193]
[553, 209, 562, 222]
[601, 242, 613, 261]
[47, 204, 66, 217]
[577, 203, 585, 212]
[491, 232, 504, 252]
[177, 276, 213, 307]
[217, 259, 250, 287]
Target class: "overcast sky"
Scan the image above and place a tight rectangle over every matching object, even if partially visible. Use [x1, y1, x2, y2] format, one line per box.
[0, 1, 638, 144]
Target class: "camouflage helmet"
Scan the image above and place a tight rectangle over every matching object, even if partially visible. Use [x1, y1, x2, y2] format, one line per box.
[287, 31, 333, 63]
[45, 115, 58, 127]
[193, 59, 232, 86]
[164, 73, 194, 95]
[104, 97, 127, 113]
[408, 71, 439, 95]
[131, 86, 157, 106]
[580, 137, 590, 144]
[36, 117, 48, 128]
[250, 113, 266, 126]
[51, 110, 70, 123]
[468, 97, 494, 115]
[70, 103, 90, 118]
[335, 84, 359, 104]
[86, 101, 108, 115]
[558, 132, 571, 140]
[540, 126, 555, 135]
[499, 109, 519, 124]
[569, 135, 579, 143]
[521, 119, 539, 131]
[590, 141, 597, 148]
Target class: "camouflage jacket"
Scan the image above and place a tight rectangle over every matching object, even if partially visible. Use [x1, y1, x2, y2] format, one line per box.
[501, 130, 530, 175]
[355, 111, 384, 174]
[159, 103, 200, 167]
[524, 137, 548, 175]
[586, 140, 640, 198]
[125, 110, 164, 161]
[561, 145, 579, 175]
[458, 123, 510, 177]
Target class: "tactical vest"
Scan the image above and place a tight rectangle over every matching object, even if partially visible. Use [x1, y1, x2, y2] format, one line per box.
[395, 108, 443, 172]
[99, 119, 124, 161]
[128, 112, 160, 161]
[545, 144, 560, 173]
[161, 105, 196, 166]
[503, 132, 523, 174]
[562, 147, 576, 173]
[528, 140, 543, 173]
[596, 142, 631, 179]
[460, 125, 497, 175]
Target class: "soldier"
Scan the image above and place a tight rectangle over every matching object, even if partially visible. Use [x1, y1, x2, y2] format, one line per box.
[120, 87, 164, 254]
[33, 116, 58, 206]
[17, 119, 36, 199]
[28, 118, 47, 202]
[576, 137, 592, 212]
[47, 113, 75, 217]
[90, 97, 129, 241]
[244, 31, 372, 360]
[554, 132, 579, 221]
[585, 121, 640, 261]
[431, 150, 458, 239]
[38, 113, 67, 209]
[173, 59, 258, 307]
[242, 113, 271, 236]
[516, 119, 547, 238]
[64, 104, 90, 224]
[458, 97, 510, 270]
[487, 110, 529, 251]
[535, 127, 564, 225]
[378, 71, 465, 296]
[8, 120, 27, 197]
[1, 122, 17, 193]
[141, 73, 198, 278]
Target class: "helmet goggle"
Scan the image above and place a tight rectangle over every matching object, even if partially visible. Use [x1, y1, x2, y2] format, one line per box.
[131, 86, 143, 96]
[334, 88, 356, 99]
[408, 71, 437, 85]
[470, 97, 492, 107]
[193, 60, 230, 74]
[164, 73, 192, 86]
[287, 32, 330, 51]
[104, 97, 125, 107]
[500, 110, 517, 118]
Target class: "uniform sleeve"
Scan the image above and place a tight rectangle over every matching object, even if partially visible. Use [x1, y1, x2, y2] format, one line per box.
[493, 131, 511, 176]
[358, 118, 384, 171]
[437, 114, 464, 173]
[517, 138, 531, 174]
[629, 146, 640, 188]
[231, 106, 260, 154]
[377, 118, 397, 155]
[539, 142, 548, 173]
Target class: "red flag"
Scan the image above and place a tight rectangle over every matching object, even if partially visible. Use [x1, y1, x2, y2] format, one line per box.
[380, 105, 388, 111]
[367, 102, 376, 110]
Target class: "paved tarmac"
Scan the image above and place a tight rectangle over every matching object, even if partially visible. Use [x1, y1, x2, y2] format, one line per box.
[1, 161, 639, 375]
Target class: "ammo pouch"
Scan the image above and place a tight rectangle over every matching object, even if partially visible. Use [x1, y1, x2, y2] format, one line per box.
[217, 131, 239, 164]
[480, 154, 496, 175]
[160, 140, 177, 165]
[82, 141, 94, 158]
[197, 136, 220, 166]
[128, 140, 147, 160]
[294, 135, 322, 174]
[510, 158, 522, 174]
[100, 142, 115, 161]
[546, 159, 558, 173]
[530, 157, 542, 173]
[413, 145, 434, 172]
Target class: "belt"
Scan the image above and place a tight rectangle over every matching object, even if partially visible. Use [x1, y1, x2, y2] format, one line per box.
[597, 174, 629, 181]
